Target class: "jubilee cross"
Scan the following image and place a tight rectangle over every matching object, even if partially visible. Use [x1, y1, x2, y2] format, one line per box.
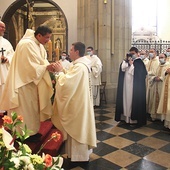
[0, 48, 6, 56]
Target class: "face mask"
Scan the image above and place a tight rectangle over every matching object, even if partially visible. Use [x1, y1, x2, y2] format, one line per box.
[166, 52, 170, 57]
[132, 54, 136, 60]
[140, 55, 145, 60]
[61, 56, 66, 60]
[87, 51, 92, 56]
[149, 53, 154, 59]
[159, 58, 165, 64]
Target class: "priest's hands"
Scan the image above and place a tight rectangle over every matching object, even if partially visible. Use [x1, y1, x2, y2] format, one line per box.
[1, 56, 8, 63]
[166, 68, 170, 74]
[53, 61, 63, 72]
[154, 76, 161, 81]
[46, 62, 63, 73]
[47, 63, 56, 72]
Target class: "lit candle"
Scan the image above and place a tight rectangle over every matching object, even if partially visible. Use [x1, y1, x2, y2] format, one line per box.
[55, 46, 60, 61]
[48, 40, 52, 61]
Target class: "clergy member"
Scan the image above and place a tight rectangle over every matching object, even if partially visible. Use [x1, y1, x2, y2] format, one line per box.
[51, 42, 96, 162]
[166, 47, 170, 62]
[115, 47, 147, 127]
[148, 53, 169, 120]
[146, 48, 159, 110]
[86, 46, 102, 106]
[59, 51, 71, 70]
[157, 62, 170, 130]
[0, 26, 55, 140]
[0, 21, 14, 109]
[140, 50, 149, 70]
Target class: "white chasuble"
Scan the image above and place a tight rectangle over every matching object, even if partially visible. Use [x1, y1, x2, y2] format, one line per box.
[157, 63, 170, 129]
[52, 57, 96, 161]
[0, 29, 53, 135]
[0, 36, 14, 101]
[148, 62, 169, 120]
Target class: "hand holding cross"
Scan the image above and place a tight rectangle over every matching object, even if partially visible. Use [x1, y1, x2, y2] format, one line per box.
[0, 48, 8, 63]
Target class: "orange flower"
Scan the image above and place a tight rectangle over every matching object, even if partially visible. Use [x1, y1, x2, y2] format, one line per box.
[17, 115, 23, 122]
[51, 132, 61, 142]
[44, 154, 53, 167]
[2, 116, 13, 124]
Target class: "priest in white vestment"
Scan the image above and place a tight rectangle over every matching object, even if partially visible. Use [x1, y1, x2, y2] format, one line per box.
[148, 53, 169, 120]
[0, 26, 55, 138]
[86, 46, 102, 106]
[59, 52, 71, 70]
[51, 42, 97, 162]
[157, 63, 170, 129]
[166, 47, 170, 62]
[0, 21, 14, 105]
[146, 48, 159, 112]
[139, 50, 149, 70]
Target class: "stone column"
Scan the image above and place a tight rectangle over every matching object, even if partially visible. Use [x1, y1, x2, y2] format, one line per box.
[77, 0, 132, 104]
[111, 0, 132, 103]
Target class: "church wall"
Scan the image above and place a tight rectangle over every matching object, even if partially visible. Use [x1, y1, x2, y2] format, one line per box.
[0, 0, 14, 18]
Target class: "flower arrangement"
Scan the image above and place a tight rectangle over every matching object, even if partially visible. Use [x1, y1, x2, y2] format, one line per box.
[0, 112, 63, 170]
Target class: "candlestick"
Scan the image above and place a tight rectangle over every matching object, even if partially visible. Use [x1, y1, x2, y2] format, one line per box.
[55, 46, 60, 61]
[48, 40, 52, 61]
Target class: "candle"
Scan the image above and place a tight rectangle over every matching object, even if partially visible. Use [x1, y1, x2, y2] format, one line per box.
[48, 40, 52, 61]
[55, 46, 60, 61]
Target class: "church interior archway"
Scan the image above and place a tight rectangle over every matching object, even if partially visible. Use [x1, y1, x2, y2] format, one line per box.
[2, 0, 68, 61]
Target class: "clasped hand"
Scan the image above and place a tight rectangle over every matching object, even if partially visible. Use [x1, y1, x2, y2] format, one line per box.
[47, 61, 63, 73]
[166, 68, 170, 74]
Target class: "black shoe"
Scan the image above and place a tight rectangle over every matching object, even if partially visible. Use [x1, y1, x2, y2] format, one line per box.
[62, 157, 89, 169]
[161, 127, 170, 133]
[130, 123, 142, 128]
[70, 161, 89, 169]
[25, 133, 42, 142]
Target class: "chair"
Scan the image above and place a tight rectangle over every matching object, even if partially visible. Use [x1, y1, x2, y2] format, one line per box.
[100, 81, 107, 105]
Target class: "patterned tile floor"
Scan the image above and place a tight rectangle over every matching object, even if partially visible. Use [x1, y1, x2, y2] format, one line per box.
[59, 104, 170, 170]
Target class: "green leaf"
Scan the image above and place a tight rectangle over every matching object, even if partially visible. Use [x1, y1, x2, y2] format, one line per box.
[11, 112, 17, 121]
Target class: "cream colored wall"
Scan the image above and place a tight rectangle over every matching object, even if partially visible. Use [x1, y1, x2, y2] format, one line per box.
[157, 0, 170, 40]
[54, 0, 77, 49]
[0, 0, 78, 50]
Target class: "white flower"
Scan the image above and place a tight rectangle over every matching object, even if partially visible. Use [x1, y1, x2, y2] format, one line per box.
[51, 156, 63, 169]
[10, 157, 20, 169]
[24, 163, 35, 170]
[2, 127, 16, 150]
[23, 144, 32, 154]
[19, 155, 31, 165]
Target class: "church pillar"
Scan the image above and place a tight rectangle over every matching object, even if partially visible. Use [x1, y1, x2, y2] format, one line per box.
[111, 0, 132, 103]
[77, 0, 132, 104]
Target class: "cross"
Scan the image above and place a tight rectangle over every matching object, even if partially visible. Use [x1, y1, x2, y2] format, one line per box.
[0, 48, 6, 56]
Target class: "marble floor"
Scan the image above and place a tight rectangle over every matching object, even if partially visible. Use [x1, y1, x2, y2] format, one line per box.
[59, 104, 170, 170]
